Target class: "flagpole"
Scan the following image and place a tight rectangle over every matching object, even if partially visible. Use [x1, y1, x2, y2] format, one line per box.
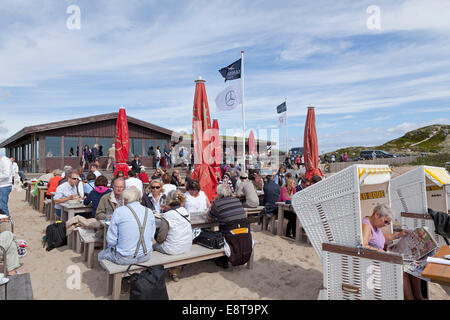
[285, 98, 288, 156]
[241, 50, 246, 172]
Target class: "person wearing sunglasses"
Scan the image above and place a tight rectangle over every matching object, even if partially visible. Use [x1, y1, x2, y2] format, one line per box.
[362, 204, 424, 300]
[53, 172, 81, 218]
[141, 179, 167, 215]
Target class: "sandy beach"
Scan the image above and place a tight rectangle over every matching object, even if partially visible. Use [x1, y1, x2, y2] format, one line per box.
[7, 188, 449, 300]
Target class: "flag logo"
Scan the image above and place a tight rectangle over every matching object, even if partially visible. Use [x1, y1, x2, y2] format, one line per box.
[215, 81, 242, 112]
[219, 58, 242, 82]
[277, 112, 287, 127]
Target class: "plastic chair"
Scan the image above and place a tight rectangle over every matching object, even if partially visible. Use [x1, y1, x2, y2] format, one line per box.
[292, 164, 404, 300]
[390, 166, 449, 246]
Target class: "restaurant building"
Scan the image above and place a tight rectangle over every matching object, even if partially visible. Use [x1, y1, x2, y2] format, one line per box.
[0, 113, 183, 172]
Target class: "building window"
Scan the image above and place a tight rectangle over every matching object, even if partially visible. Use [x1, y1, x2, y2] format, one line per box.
[130, 138, 143, 156]
[45, 136, 61, 157]
[98, 138, 113, 157]
[64, 137, 78, 157]
[144, 139, 156, 157]
[81, 137, 96, 151]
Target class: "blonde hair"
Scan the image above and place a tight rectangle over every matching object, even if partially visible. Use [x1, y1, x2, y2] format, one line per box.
[148, 179, 164, 194]
[53, 169, 63, 176]
[166, 189, 186, 207]
[286, 178, 295, 198]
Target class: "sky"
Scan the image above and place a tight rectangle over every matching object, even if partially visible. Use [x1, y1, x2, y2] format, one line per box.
[0, 0, 449, 156]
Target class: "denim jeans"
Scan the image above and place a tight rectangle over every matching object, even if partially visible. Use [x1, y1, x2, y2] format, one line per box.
[98, 246, 152, 266]
[156, 158, 160, 169]
[0, 185, 12, 215]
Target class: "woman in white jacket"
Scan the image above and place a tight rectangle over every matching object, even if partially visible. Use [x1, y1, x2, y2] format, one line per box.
[153, 189, 192, 281]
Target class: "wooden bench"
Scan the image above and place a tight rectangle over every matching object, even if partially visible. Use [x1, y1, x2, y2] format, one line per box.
[78, 229, 103, 269]
[244, 206, 264, 225]
[100, 243, 256, 300]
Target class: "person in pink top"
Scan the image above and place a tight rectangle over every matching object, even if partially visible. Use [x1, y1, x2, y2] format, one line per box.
[362, 204, 424, 300]
[278, 178, 297, 238]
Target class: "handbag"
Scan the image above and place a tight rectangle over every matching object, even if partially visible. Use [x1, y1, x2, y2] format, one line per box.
[194, 229, 224, 249]
[126, 264, 169, 300]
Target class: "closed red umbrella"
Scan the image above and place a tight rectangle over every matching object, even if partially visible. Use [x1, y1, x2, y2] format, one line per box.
[303, 106, 323, 180]
[113, 108, 130, 177]
[191, 78, 218, 202]
[248, 130, 255, 156]
[211, 119, 222, 177]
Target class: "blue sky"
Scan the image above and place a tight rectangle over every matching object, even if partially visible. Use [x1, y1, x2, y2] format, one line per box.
[0, 0, 449, 155]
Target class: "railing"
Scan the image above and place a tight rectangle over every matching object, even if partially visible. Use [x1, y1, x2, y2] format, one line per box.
[325, 156, 420, 173]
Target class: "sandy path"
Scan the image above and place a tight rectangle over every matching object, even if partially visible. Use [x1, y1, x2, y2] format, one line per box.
[8, 189, 449, 300]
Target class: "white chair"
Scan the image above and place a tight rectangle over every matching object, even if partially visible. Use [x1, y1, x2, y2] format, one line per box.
[292, 164, 404, 300]
[390, 166, 449, 246]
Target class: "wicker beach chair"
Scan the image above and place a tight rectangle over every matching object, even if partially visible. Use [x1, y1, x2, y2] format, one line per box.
[390, 166, 450, 246]
[292, 164, 404, 300]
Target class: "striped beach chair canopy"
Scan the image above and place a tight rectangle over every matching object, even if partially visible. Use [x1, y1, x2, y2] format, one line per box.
[292, 164, 391, 261]
[423, 166, 450, 187]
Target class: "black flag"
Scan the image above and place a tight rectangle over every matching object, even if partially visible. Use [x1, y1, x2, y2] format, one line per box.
[219, 58, 241, 82]
[276, 101, 287, 114]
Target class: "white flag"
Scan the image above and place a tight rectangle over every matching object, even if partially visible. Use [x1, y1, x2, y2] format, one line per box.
[277, 112, 287, 127]
[215, 80, 242, 112]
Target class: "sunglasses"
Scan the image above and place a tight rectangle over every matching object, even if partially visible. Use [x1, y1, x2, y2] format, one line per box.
[384, 219, 391, 225]
[151, 186, 161, 189]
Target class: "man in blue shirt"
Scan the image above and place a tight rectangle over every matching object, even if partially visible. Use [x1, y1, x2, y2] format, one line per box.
[98, 188, 156, 265]
[163, 144, 171, 169]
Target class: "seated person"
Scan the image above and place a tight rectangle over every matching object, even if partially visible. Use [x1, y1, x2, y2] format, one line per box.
[141, 180, 167, 215]
[263, 172, 280, 205]
[90, 164, 101, 178]
[153, 190, 192, 281]
[83, 172, 96, 196]
[278, 178, 297, 238]
[219, 172, 234, 193]
[162, 173, 176, 197]
[53, 172, 81, 217]
[138, 167, 150, 184]
[171, 169, 183, 187]
[83, 175, 112, 218]
[207, 184, 252, 269]
[46, 169, 63, 199]
[0, 230, 22, 276]
[96, 177, 125, 221]
[236, 173, 259, 208]
[151, 168, 164, 182]
[184, 179, 210, 215]
[295, 177, 311, 192]
[125, 170, 144, 196]
[362, 204, 424, 300]
[98, 188, 156, 265]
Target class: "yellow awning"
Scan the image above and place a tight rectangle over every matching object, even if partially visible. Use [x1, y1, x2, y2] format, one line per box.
[424, 166, 450, 187]
[358, 167, 392, 185]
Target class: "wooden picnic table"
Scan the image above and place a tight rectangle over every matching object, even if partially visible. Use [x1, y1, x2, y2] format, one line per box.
[421, 245, 450, 294]
[37, 186, 48, 213]
[60, 201, 92, 251]
[275, 202, 309, 243]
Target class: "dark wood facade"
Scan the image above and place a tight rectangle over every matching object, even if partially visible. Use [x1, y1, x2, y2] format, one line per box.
[0, 113, 182, 173]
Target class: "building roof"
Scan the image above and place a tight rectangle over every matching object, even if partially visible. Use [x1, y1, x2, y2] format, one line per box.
[0, 112, 183, 148]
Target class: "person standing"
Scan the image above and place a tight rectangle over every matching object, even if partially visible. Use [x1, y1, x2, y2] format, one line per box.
[155, 146, 162, 169]
[164, 144, 171, 169]
[0, 156, 13, 216]
[170, 146, 176, 169]
[106, 144, 116, 171]
[91, 144, 100, 167]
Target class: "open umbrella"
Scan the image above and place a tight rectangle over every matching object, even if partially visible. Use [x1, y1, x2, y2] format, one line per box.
[303, 106, 323, 180]
[113, 107, 130, 177]
[191, 78, 218, 202]
[211, 119, 222, 177]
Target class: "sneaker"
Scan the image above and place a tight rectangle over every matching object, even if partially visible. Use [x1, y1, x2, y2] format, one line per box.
[18, 247, 27, 258]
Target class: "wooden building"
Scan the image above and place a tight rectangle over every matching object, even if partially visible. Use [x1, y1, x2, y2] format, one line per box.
[0, 113, 182, 173]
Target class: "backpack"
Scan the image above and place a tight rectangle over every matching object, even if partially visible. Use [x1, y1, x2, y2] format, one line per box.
[179, 149, 184, 157]
[127, 264, 169, 300]
[194, 230, 224, 249]
[43, 222, 67, 251]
